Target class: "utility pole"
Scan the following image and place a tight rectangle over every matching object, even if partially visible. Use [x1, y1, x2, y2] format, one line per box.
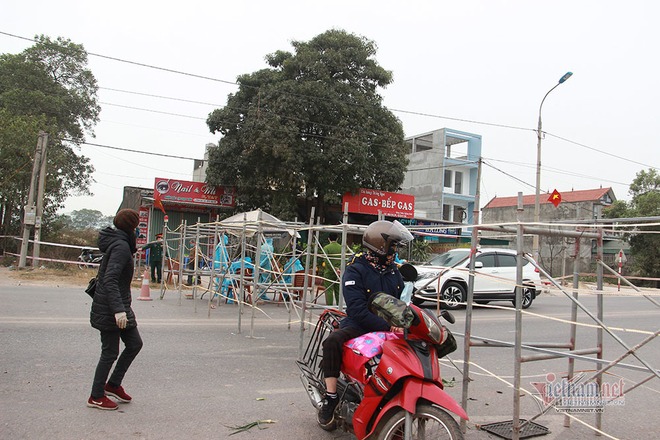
[18, 132, 48, 268]
[32, 132, 49, 267]
[533, 72, 573, 263]
[460, 157, 481, 433]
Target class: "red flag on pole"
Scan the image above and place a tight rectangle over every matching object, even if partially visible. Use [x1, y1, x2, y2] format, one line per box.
[548, 189, 562, 207]
[154, 189, 166, 214]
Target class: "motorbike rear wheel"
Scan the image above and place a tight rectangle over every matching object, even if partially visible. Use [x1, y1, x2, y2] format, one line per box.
[375, 404, 463, 440]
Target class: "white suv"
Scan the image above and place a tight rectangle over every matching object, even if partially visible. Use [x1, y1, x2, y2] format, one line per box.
[413, 248, 542, 309]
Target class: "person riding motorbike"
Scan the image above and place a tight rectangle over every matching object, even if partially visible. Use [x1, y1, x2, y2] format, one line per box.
[317, 220, 413, 430]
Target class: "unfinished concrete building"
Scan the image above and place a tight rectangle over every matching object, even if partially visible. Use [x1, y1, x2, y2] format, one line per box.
[402, 128, 482, 224]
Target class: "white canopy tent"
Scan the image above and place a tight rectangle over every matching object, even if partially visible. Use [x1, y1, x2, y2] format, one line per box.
[219, 209, 301, 237]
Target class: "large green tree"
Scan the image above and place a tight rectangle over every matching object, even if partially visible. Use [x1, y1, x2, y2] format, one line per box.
[604, 169, 660, 286]
[66, 209, 114, 230]
[205, 29, 407, 221]
[0, 35, 99, 244]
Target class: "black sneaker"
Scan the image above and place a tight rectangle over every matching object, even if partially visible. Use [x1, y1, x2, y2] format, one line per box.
[317, 395, 338, 430]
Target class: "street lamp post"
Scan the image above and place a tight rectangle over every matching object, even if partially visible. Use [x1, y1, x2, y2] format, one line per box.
[533, 71, 573, 262]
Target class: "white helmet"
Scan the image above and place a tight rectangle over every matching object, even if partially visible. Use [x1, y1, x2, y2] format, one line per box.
[362, 220, 413, 256]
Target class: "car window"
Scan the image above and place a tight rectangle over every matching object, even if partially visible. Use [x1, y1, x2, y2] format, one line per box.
[429, 249, 470, 267]
[497, 254, 517, 267]
[496, 253, 530, 267]
[475, 254, 496, 268]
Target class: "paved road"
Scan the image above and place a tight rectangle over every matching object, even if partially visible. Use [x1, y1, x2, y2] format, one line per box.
[0, 280, 658, 439]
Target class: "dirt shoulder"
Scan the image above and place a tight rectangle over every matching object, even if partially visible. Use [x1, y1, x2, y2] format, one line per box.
[0, 266, 95, 288]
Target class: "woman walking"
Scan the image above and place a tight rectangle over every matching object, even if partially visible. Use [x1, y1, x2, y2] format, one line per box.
[87, 209, 143, 410]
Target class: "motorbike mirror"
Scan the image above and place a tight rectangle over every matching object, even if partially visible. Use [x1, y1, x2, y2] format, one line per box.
[440, 310, 455, 325]
[398, 263, 418, 282]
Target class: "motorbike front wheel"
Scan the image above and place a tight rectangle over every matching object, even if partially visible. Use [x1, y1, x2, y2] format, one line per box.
[376, 404, 463, 440]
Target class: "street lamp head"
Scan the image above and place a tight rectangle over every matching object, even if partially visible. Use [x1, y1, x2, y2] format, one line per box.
[558, 71, 573, 84]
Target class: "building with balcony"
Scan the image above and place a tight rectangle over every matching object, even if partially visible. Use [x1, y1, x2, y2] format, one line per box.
[401, 128, 481, 225]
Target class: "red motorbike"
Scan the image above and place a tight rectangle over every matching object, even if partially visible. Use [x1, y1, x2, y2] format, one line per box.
[297, 265, 467, 440]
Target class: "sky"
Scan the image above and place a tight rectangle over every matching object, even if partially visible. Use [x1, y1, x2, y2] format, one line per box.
[2, 0, 658, 217]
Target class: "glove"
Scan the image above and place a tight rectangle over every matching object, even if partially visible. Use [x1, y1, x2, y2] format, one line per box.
[114, 312, 128, 329]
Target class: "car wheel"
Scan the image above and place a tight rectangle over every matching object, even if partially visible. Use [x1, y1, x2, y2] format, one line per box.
[512, 286, 535, 309]
[441, 281, 465, 310]
[475, 300, 490, 305]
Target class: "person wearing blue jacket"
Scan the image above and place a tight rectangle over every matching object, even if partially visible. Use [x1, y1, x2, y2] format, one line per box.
[317, 220, 413, 430]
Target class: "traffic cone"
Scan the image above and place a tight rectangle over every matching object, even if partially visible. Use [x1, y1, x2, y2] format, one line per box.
[137, 269, 152, 301]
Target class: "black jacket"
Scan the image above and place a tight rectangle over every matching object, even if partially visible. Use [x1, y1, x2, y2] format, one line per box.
[90, 227, 137, 331]
[340, 254, 404, 333]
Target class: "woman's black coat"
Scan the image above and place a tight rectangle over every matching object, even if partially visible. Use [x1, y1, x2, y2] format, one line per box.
[90, 227, 138, 331]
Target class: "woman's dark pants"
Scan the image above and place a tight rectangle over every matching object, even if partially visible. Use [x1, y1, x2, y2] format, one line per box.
[91, 327, 143, 398]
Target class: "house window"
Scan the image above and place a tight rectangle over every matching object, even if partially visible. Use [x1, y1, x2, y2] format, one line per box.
[444, 170, 452, 188]
[454, 171, 462, 194]
[453, 206, 466, 223]
[442, 204, 451, 221]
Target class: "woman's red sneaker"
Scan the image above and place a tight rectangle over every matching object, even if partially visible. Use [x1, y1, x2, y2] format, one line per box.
[104, 384, 132, 403]
[87, 395, 118, 410]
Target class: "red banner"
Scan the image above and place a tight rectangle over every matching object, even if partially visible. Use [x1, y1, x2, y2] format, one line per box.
[154, 178, 235, 208]
[342, 188, 415, 219]
[137, 207, 149, 249]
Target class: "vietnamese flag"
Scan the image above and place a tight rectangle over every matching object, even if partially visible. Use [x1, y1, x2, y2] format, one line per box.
[548, 189, 562, 207]
[154, 189, 167, 214]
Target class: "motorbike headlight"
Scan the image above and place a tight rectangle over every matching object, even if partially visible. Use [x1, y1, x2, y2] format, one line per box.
[421, 309, 444, 345]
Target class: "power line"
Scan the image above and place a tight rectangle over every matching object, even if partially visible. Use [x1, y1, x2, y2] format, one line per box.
[103, 118, 213, 138]
[89, 146, 195, 175]
[388, 107, 531, 132]
[98, 90, 660, 181]
[100, 87, 221, 107]
[100, 89, 360, 133]
[483, 157, 631, 187]
[0, 30, 534, 133]
[0, 31, 239, 89]
[98, 97, 653, 187]
[93, 54, 658, 178]
[545, 132, 658, 171]
[75, 140, 198, 161]
[406, 161, 479, 173]
[3, 30, 652, 189]
[100, 102, 205, 121]
[482, 160, 538, 192]
[99, 100, 406, 149]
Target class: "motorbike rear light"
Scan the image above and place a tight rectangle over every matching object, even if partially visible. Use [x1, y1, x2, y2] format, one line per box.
[534, 267, 540, 273]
